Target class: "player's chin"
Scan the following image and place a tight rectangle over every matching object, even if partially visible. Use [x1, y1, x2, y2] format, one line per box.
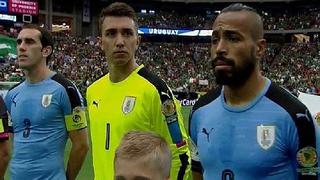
[18, 62, 29, 69]
[112, 58, 130, 66]
[214, 69, 233, 77]
[214, 72, 234, 84]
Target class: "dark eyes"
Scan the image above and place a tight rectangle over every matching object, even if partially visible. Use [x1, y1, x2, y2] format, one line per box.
[104, 31, 134, 37]
[17, 39, 36, 45]
[211, 38, 218, 45]
[228, 36, 240, 42]
[16, 39, 22, 45]
[211, 35, 240, 44]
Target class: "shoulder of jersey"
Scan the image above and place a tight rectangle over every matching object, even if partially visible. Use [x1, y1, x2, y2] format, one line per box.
[192, 86, 222, 112]
[7, 81, 24, 93]
[266, 82, 309, 117]
[87, 74, 108, 90]
[51, 73, 75, 87]
[137, 67, 169, 92]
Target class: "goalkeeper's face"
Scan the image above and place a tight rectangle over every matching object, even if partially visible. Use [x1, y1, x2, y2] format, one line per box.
[114, 157, 169, 180]
[100, 16, 140, 68]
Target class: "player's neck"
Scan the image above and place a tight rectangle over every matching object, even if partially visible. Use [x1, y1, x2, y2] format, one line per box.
[109, 61, 139, 83]
[24, 64, 53, 84]
[224, 71, 266, 107]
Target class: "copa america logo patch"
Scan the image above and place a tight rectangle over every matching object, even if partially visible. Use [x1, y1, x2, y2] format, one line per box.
[161, 99, 176, 117]
[297, 146, 318, 168]
[72, 106, 82, 123]
[257, 125, 275, 150]
[122, 96, 136, 115]
[73, 114, 81, 123]
[42, 94, 52, 108]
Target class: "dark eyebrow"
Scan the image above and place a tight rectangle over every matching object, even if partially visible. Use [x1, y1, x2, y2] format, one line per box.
[211, 30, 218, 37]
[224, 30, 241, 37]
[212, 29, 240, 36]
[122, 28, 134, 32]
[105, 28, 135, 32]
[104, 28, 116, 33]
[16, 38, 36, 43]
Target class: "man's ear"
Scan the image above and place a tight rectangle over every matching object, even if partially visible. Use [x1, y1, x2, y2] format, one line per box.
[42, 46, 53, 58]
[256, 39, 266, 59]
[136, 35, 141, 51]
[97, 36, 103, 50]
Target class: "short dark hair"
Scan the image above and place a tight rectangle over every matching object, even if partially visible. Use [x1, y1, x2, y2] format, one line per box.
[22, 24, 54, 63]
[220, 3, 264, 40]
[99, 2, 138, 34]
[221, 3, 257, 14]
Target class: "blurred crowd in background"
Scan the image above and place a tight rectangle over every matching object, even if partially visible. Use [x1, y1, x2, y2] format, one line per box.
[0, 9, 319, 96]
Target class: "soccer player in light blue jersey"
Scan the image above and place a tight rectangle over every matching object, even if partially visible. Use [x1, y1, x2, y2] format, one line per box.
[4, 24, 89, 180]
[189, 3, 319, 180]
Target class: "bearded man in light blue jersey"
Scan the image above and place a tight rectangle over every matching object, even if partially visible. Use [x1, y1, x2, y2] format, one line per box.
[189, 3, 319, 180]
[5, 24, 89, 180]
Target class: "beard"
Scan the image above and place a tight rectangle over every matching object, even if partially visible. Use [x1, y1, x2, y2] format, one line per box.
[213, 50, 256, 87]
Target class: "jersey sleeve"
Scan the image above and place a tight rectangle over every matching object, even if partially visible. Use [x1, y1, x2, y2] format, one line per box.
[189, 107, 203, 174]
[287, 109, 319, 179]
[0, 96, 10, 140]
[149, 83, 190, 179]
[151, 85, 188, 147]
[3, 93, 13, 133]
[60, 82, 87, 131]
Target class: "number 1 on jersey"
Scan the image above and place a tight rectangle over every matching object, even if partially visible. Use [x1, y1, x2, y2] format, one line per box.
[105, 123, 110, 150]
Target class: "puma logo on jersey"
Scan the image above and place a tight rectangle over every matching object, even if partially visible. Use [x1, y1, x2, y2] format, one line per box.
[161, 91, 171, 98]
[92, 101, 99, 108]
[202, 128, 214, 142]
[67, 86, 76, 91]
[296, 110, 311, 122]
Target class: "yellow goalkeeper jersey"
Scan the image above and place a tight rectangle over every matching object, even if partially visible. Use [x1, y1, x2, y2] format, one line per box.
[87, 65, 190, 180]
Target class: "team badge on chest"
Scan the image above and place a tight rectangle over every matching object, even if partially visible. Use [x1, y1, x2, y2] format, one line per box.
[257, 125, 275, 150]
[122, 96, 136, 115]
[42, 94, 53, 108]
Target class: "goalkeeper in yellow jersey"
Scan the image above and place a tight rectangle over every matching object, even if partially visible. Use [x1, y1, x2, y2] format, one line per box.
[86, 2, 190, 180]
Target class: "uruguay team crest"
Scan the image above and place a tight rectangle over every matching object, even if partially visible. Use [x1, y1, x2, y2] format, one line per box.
[122, 96, 136, 115]
[42, 94, 52, 108]
[257, 125, 275, 150]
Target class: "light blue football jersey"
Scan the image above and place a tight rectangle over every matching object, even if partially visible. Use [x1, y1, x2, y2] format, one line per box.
[190, 79, 319, 180]
[5, 73, 85, 180]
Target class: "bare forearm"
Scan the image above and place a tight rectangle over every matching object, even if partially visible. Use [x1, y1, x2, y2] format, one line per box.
[66, 144, 88, 180]
[0, 158, 9, 179]
[0, 142, 10, 179]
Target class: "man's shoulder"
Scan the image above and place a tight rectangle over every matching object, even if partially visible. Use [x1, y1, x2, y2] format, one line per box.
[7, 81, 24, 94]
[136, 67, 170, 93]
[87, 74, 108, 92]
[51, 73, 76, 88]
[265, 82, 308, 116]
[193, 86, 222, 112]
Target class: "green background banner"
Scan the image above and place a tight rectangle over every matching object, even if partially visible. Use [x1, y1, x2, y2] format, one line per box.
[0, 35, 17, 58]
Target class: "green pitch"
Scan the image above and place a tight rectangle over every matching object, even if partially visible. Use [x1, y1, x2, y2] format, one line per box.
[5, 106, 192, 180]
